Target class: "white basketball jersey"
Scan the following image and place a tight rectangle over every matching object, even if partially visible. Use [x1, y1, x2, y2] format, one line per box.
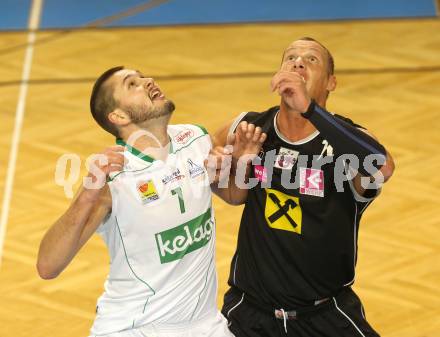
[91, 125, 217, 335]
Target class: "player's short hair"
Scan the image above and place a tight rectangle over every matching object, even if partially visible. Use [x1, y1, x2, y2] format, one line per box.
[298, 37, 335, 76]
[90, 66, 124, 137]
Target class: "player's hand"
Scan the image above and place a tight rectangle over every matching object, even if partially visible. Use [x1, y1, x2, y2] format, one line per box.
[270, 62, 311, 113]
[229, 121, 266, 164]
[205, 145, 232, 186]
[83, 145, 125, 197]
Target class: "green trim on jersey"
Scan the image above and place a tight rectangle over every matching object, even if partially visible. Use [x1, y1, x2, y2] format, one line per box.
[115, 217, 155, 321]
[116, 125, 207, 160]
[172, 133, 208, 155]
[116, 136, 174, 162]
[107, 165, 153, 183]
[194, 124, 208, 135]
[190, 256, 213, 320]
[116, 139, 155, 163]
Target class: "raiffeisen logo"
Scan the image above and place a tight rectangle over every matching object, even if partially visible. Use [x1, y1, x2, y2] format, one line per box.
[155, 209, 213, 263]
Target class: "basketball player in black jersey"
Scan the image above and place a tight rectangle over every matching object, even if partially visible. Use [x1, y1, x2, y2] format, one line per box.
[211, 37, 395, 336]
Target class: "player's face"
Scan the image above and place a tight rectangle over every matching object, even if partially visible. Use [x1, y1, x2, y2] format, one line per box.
[281, 40, 335, 103]
[110, 69, 175, 123]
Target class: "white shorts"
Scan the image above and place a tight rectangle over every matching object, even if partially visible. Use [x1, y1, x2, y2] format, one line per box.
[88, 311, 234, 337]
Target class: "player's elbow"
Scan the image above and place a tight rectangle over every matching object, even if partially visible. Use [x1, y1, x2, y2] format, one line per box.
[218, 197, 246, 206]
[212, 186, 247, 206]
[36, 259, 61, 280]
[227, 198, 247, 206]
[381, 153, 395, 183]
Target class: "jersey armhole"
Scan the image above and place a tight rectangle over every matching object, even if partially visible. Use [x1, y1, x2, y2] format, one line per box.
[228, 112, 248, 136]
[96, 212, 113, 234]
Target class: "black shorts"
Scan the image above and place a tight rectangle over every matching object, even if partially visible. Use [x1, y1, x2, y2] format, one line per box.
[221, 287, 380, 337]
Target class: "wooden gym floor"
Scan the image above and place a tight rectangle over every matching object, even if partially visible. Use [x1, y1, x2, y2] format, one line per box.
[0, 18, 439, 337]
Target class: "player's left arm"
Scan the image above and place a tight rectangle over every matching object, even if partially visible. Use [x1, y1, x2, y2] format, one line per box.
[352, 129, 395, 196]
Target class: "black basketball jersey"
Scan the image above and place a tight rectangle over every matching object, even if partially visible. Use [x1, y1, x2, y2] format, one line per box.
[227, 106, 377, 309]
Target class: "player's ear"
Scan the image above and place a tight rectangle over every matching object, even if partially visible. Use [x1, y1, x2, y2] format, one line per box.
[326, 75, 337, 92]
[108, 108, 131, 126]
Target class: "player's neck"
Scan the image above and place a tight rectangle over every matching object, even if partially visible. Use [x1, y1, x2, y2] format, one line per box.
[120, 118, 171, 161]
[277, 103, 317, 142]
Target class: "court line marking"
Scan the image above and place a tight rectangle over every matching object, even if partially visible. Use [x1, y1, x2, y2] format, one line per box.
[0, 0, 43, 268]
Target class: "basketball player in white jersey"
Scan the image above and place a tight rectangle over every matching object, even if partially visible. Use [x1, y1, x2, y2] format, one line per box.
[37, 66, 265, 337]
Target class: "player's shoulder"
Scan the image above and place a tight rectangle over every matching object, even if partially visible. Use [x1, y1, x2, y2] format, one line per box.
[333, 114, 365, 129]
[168, 124, 210, 149]
[242, 106, 279, 124]
[229, 106, 279, 134]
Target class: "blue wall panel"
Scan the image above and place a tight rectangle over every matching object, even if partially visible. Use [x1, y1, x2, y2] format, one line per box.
[0, 0, 437, 31]
[40, 0, 149, 28]
[109, 0, 437, 27]
[0, 0, 32, 30]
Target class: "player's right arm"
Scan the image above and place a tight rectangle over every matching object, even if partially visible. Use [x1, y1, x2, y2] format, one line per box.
[36, 146, 124, 279]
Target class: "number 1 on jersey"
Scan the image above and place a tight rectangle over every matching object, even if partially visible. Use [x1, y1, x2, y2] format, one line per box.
[171, 187, 186, 214]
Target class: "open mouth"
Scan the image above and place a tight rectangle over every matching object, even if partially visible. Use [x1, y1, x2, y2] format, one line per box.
[149, 87, 164, 100]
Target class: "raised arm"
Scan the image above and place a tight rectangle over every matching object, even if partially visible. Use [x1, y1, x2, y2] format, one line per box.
[208, 121, 266, 205]
[36, 146, 124, 279]
[271, 67, 395, 196]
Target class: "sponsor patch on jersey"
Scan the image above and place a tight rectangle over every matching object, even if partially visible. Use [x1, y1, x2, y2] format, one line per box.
[155, 208, 212, 263]
[254, 165, 267, 183]
[264, 189, 302, 234]
[299, 168, 324, 197]
[161, 168, 185, 185]
[174, 129, 194, 144]
[274, 147, 299, 170]
[187, 159, 205, 179]
[137, 180, 159, 204]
